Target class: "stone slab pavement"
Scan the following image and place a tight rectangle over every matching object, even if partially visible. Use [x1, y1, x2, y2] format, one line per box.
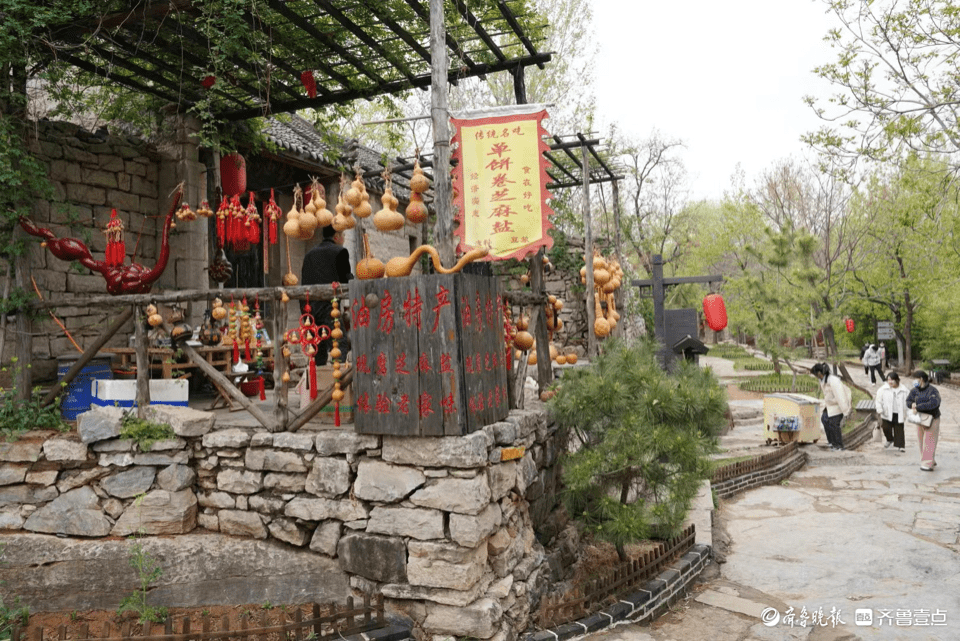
[582, 356, 960, 641]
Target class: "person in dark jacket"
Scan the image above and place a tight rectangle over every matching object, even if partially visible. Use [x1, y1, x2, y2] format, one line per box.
[906, 370, 942, 471]
[301, 225, 352, 365]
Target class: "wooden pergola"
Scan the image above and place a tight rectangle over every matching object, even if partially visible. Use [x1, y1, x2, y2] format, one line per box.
[20, 1, 553, 427]
[45, 0, 551, 121]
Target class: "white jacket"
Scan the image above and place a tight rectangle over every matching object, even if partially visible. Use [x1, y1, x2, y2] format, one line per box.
[863, 347, 881, 367]
[821, 373, 851, 417]
[875, 382, 908, 422]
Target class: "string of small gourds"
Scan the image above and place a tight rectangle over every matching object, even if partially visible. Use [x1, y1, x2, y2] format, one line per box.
[581, 252, 622, 339]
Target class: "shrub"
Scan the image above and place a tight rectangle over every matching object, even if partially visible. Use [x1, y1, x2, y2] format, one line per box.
[119, 414, 175, 451]
[0, 358, 67, 440]
[550, 339, 727, 558]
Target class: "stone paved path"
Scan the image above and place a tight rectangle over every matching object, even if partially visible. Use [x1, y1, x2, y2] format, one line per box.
[583, 355, 960, 641]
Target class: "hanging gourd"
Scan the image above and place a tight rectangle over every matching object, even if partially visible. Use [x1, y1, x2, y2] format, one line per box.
[845, 318, 855, 333]
[356, 232, 385, 279]
[313, 179, 334, 228]
[211, 297, 227, 322]
[514, 329, 534, 351]
[373, 172, 405, 232]
[196, 200, 213, 218]
[283, 186, 303, 239]
[221, 153, 246, 197]
[333, 175, 355, 232]
[345, 173, 364, 208]
[594, 292, 610, 338]
[405, 191, 428, 224]
[352, 174, 372, 219]
[409, 157, 430, 194]
[176, 202, 197, 223]
[703, 293, 728, 332]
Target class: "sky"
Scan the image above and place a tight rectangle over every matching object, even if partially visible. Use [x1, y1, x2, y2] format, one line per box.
[591, 0, 839, 201]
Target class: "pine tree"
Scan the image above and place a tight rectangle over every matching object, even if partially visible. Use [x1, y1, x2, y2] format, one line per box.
[551, 339, 726, 559]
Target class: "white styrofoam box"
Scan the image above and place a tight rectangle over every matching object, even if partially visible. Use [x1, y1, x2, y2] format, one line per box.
[91, 379, 189, 408]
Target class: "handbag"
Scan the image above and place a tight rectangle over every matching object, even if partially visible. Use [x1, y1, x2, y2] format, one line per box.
[906, 408, 934, 427]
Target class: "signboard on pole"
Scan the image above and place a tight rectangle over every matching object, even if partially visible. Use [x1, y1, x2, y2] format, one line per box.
[451, 105, 555, 260]
[877, 321, 895, 340]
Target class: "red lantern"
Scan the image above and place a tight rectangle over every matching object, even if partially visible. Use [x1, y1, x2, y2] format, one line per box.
[221, 153, 246, 197]
[845, 318, 855, 333]
[703, 294, 728, 332]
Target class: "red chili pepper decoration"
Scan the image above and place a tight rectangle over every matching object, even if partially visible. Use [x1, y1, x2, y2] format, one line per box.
[300, 70, 317, 98]
[104, 209, 125, 267]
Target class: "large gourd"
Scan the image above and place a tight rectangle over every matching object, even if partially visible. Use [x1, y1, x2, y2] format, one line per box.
[594, 292, 610, 338]
[373, 179, 405, 232]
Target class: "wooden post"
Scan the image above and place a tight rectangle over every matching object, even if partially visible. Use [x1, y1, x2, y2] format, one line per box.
[582, 140, 597, 359]
[272, 291, 288, 430]
[285, 367, 353, 432]
[429, 0, 455, 266]
[13, 249, 32, 401]
[530, 250, 551, 393]
[651, 254, 665, 344]
[612, 179, 622, 263]
[41, 306, 133, 406]
[134, 305, 151, 418]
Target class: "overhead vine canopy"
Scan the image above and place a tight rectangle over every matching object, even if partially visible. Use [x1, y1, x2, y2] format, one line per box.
[41, 0, 550, 123]
[544, 134, 625, 189]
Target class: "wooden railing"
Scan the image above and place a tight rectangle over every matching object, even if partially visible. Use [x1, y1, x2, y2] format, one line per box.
[12, 596, 385, 641]
[535, 524, 696, 628]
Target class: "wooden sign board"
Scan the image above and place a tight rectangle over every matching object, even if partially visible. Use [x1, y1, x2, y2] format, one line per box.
[351, 273, 509, 436]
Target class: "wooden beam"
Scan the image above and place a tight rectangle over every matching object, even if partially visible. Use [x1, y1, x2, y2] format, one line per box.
[632, 275, 724, 287]
[177, 339, 275, 430]
[365, 4, 432, 64]
[41, 307, 134, 407]
[28, 284, 349, 311]
[402, 0, 477, 70]
[217, 52, 552, 121]
[286, 367, 353, 432]
[313, 0, 418, 84]
[453, 0, 506, 62]
[496, 0, 545, 68]
[531, 249, 552, 393]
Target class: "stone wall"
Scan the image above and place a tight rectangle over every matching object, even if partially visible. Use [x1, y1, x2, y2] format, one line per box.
[5, 119, 208, 381]
[0, 405, 560, 639]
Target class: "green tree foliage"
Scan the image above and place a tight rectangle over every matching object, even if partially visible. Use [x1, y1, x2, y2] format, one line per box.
[551, 340, 726, 556]
[847, 154, 960, 369]
[806, 0, 960, 168]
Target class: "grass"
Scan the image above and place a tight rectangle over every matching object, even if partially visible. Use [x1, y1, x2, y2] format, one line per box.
[739, 374, 819, 394]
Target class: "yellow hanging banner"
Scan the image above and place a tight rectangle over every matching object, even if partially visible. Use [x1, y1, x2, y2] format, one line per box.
[452, 109, 555, 260]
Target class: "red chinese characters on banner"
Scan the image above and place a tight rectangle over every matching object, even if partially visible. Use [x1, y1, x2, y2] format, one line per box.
[452, 109, 555, 260]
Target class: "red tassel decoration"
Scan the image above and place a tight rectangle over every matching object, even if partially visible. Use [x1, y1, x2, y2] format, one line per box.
[216, 198, 228, 247]
[258, 376, 266, 401]
[104, 209, 125, 267]
[232, 340, 239, 365]
[301, 70, 317, 98]
[309, 360, 317, 401]
[244, 340, 252, 362]
[266, 188, 280, 245]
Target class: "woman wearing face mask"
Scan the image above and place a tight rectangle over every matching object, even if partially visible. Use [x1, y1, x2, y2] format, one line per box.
[906, 370, 942, 471]
[875, 372, 907, 452]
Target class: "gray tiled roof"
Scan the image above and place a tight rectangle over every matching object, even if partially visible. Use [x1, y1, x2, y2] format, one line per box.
[264, 114, 338, 163]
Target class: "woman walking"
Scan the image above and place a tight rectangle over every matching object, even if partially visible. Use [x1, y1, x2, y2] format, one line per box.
[875, 372, 907, 452]
[812, 363, 852, 451]
[864, 344, 882, 384]
[906, 371, 942, 472]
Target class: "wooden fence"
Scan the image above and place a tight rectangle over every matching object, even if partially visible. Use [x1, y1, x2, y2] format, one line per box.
[536, 524, 696, 628]
[12, 596, 385, 641]
[710, 441, 799, 483]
